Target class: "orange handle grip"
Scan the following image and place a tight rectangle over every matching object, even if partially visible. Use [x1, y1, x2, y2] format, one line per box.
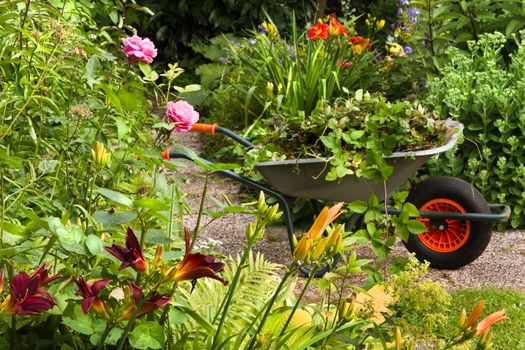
[191, 123, 218, 135]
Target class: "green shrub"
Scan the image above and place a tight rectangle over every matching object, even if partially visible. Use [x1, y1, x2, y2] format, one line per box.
[128, 0, 317, 67]
[424, 31, 525, 227]
[387, 258, 451, 338]
[411, 0, 525, 72]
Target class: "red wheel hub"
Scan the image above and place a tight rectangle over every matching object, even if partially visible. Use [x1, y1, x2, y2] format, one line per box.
[417, 198, 471, 252]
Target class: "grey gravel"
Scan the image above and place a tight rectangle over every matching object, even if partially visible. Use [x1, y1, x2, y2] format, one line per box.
[170, 132, 525, 291]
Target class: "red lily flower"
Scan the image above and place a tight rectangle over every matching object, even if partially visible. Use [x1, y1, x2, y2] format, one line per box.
[104, 227, 149, 272]
[308, 23, 329, 41]
[165, 228, 228, 285]
[31, 264, 61, 287]
[0, 267, 58, 315]
[121, 282, 170, 320]
[75, 277, 111, 316]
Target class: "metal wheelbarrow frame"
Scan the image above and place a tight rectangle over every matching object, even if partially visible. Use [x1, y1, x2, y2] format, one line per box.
[162, 122, 511, 275]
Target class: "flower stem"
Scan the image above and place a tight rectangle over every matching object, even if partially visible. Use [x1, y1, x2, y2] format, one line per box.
[97, 321, 114, 350]
[246, 269, 294, 350]
[210, 245, 251, 349]
[190, 172, 209, 251]
[9, 315, 15, 350]
[116, 298, 144, 350]
[277, 266, 317, 337]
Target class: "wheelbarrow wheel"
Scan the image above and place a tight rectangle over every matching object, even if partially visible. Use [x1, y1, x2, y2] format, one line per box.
[403, 176, 492, 269]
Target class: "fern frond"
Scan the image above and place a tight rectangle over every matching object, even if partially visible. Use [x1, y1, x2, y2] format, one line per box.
[171, 251, 289, 349]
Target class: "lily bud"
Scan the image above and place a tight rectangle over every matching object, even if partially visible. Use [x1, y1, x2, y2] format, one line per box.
[245, 221, 257, 240]
[311, 238, 327, 260]
[153, 245, 163, 270]
[265, 204, 280, 221]
[395, 327, 402, 350]
[257, 192, 266, 212]
[458, 309, 467, 328]
[334, 231, 343, 254]
[266, 81, 274, 97]
[326, 224, 343, 247]
[92, 141, 111, 167]
[293, 235, 313, 262]
[338, 293, 356, 320]
[376, 19, 385, 31]
[463, 300, 484, 330]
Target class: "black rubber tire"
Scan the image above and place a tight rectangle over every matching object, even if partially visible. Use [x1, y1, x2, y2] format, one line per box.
[403, 176, 492, 269]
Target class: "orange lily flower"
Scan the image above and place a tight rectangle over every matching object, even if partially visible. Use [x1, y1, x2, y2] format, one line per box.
[306, 202, 344, 240]
[308, 23, 329, 41]
[463, 300, 484, 329]
[329, 16, 348, 37]
[476, 309, 508, 336]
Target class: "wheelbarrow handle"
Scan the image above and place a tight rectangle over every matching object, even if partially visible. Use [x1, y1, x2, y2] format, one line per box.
[190, 123, 255, 149]
[191, 123, 218, 135]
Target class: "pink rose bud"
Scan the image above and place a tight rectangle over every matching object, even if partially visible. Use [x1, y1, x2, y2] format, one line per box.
[166, 101, 200, 132]
[122, 35, 157, 64]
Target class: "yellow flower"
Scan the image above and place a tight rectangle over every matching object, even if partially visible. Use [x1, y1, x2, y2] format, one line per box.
[92, 141, 110, 167]
[376, 19, 385, 31]
[387, 42, 405, 57]
[262, 21, 277, 37]
[293, 234, 313, 262]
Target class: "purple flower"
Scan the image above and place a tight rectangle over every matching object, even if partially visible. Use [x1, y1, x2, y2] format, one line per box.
[399, 0, 410, 5]
[408, 8, 420, 22]
[397, 8, 404, 17]
[403, 46, 412, 54]
[247, 39, 256, 46]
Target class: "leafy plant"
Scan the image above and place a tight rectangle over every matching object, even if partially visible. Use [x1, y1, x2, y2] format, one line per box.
[127, 0, 317, 67]
[411, 0, 525, 72]
[227, 14, 386, 128]
[246, 91, 446, 182]
[424, 31, 525, 227]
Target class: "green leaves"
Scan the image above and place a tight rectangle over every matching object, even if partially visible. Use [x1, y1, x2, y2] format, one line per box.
[129, 321, 165, 349]
[97, 188, 134, 207]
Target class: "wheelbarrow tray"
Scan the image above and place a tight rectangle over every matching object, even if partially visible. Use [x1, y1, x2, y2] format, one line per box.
[255, 120, 463, 202]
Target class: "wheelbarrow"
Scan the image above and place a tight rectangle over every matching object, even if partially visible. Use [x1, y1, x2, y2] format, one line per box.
[162, 122, 511, 275]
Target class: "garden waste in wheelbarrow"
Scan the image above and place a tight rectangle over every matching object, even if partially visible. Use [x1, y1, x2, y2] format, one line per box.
[162, 121, 510, 275]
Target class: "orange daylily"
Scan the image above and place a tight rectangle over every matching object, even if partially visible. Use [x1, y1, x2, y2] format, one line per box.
[350, 36, 371, 56]
[463, 300, 484, 329]
[306, 202, 345, 240]
[329, 16, 348, 37]
[308, 23, 329, 41]
[476, 309, 508, 336]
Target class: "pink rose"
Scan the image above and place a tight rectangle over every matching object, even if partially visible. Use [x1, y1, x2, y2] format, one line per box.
[122, 35, 157, 64]
[166, 101, 199, 132]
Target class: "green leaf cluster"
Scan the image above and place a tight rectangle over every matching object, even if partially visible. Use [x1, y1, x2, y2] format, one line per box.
[424, 31, 525, 227]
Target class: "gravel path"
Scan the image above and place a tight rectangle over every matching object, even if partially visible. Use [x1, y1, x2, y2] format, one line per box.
[171, 132, 525, 292]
